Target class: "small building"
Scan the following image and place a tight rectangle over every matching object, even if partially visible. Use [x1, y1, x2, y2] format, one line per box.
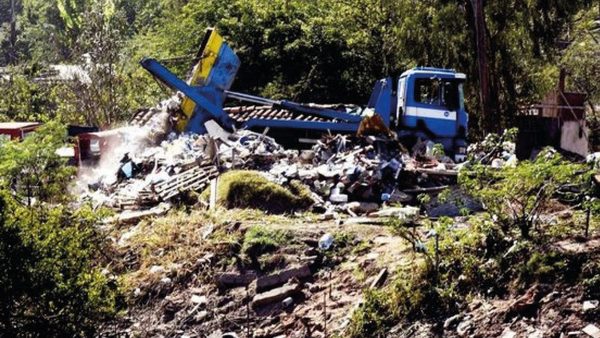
[516, 70, 588, 158]
[0, 122, 42, 141]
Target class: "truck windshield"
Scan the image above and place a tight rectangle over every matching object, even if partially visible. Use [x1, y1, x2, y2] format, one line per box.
[414, 78, 462, 111]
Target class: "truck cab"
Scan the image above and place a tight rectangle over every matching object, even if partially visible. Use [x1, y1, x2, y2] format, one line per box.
[395, 67, 469, 158]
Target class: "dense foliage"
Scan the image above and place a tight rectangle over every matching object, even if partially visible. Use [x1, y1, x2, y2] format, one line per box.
[0, 123, 120, 336]
[460, 149, 594, 238]
[0, 0, 598, 136]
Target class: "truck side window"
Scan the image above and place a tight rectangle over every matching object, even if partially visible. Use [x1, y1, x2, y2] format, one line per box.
[442, 81, 459, 111]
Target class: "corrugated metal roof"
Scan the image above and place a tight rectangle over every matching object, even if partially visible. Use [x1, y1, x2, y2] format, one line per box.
[0, 122, 41, 129]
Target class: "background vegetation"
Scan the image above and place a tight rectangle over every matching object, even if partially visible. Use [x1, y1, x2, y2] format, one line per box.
[0, 0, 598, 136]
[0, 1, 599, 336]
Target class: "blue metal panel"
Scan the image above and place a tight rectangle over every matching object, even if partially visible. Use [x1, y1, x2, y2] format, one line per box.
[205, 43, 240, 91]
[140, 58, 233, 132]
[367, 78, 393, 126]
[402, 116, 456, 138]
[185, 87, 228, 134]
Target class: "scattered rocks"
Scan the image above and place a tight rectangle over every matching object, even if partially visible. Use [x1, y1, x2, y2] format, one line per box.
[345, 201, 379, 215]
[456, 319, 472, 336]
[149, 265, 165, 274]
[443, 314, 462, 329]
[191, 294, 207, 305]
[281, 296, 294, 307]
[508, 284, 545, 317]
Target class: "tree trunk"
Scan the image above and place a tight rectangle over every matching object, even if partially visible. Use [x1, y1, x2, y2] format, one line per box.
[9, 0, 17, 65]
[470, 0, 496, 133]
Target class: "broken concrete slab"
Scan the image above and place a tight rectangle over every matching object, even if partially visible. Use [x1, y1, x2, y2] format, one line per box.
[499, 327, 517, 338]
[583, 300, 599, 312]
[256, 264, 312, 292]
[371, 206, 419, 221]
[583, 324, 600, 338]
[252, 283, 301, 308]
[346, 201, 379, 215]
[215, 272, 257, 288]
[112, 203, 171, 224]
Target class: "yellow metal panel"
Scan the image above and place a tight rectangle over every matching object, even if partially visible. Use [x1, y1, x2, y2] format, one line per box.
[177, 30, 224, 131]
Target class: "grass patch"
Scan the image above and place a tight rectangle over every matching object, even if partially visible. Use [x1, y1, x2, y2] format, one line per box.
[117, 208, 282, 292]
[241, 225, 290, 257]
[201, 170, 313, 214]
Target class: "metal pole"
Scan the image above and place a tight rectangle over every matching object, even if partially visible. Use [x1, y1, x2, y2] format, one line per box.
[435, 234, 440, 281]
[323, 290, 327, 336]
[585, 207, 591, 238]
[246, 285, 251, 338]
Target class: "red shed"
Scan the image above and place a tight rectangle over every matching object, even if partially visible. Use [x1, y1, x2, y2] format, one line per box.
[0, 122, 42, 141]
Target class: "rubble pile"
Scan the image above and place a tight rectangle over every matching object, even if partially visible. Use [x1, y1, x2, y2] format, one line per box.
[265, 134, 459, 217]
[80, 103, 463, 215]
[467, 128, 518, 167]
[80, 122, 287, 211]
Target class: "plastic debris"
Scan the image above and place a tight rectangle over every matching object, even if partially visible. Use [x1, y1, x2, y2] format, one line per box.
[318, 233, 334, 250]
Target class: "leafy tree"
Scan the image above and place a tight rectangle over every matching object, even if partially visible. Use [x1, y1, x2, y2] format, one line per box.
[561, 4, 600, 144]
[57, 0, 150, 127]
[0, 121, 73, 204]
[0, 67, 65, 123]
[0, 122, 120, 337]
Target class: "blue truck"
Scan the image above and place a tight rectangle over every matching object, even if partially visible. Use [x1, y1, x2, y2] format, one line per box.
[140, 28, 468, 160]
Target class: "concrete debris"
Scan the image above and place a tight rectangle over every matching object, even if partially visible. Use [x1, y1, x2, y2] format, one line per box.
[215, 272, 257, 288]
[456, 319, 472, 336]
[256, 264, 312, 292]
[500, 327, 517, 338]
[318, 233, 334, 250]
[190, 295, 207, 305]
[583, 300, 599, 312]
[80, 101, 470, 215]
[78, 99, 529, 220]
[149, 265, 165, 274]
[369, 268, 388, 288]
[281, 296, 294, 307]
[583, 324, 600, 338]
[251, 283, 301, 308]
[371, 206, 420, 220]
[443, 314, 462, 329]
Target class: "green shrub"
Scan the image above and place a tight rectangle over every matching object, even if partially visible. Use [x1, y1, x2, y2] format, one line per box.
[347, 289, 394, 337]
[460, 150, 592, 238]
[521, 252, 567, 282]
[0, 192, 120, 337]
[202, 170, 313, 214]
[582, 260, 600, 298]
